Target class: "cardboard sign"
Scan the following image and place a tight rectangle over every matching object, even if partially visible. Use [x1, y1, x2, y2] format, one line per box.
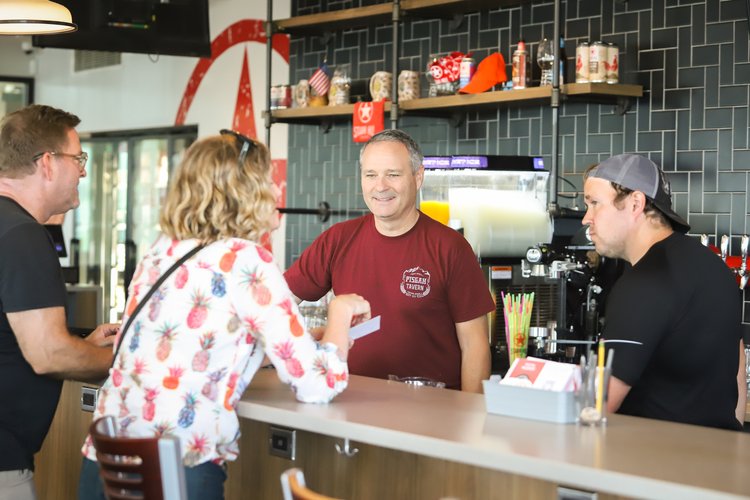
[352, 101, 384, 143]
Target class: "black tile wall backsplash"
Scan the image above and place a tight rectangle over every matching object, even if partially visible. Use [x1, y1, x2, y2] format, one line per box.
[281, 0, 750, 318]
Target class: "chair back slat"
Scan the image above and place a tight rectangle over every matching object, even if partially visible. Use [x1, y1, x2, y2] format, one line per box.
[280, 467, 343, 500]
[89, 416, 188, 500]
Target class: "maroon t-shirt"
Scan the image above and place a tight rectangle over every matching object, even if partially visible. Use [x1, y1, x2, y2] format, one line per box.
[285, 213, 495, 389]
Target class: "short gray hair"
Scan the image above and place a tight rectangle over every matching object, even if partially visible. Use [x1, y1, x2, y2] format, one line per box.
[359, 129, 423, 174]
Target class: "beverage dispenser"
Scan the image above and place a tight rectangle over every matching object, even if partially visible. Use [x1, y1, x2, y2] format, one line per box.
[419, 155, 552, 258]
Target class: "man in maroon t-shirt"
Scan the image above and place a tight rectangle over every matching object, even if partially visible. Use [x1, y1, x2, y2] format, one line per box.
[285, 130, 495, 391]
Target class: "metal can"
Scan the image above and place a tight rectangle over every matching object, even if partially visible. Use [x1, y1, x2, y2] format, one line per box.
[588, 41, 608, 83]
[512, 40, 528, 89]
[459, 57, 476, 88]
[270, 85, 292, 109]
[606, 43, 619, 84]
[575, 41, 590, 83]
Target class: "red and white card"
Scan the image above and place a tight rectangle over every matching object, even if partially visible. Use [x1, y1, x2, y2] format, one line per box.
[501, 357, 580, 392]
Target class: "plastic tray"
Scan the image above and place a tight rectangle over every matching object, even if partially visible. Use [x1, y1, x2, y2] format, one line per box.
[482, 380, 578, 424]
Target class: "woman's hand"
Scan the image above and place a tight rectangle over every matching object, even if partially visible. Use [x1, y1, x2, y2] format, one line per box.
[320, 294, 371, 359]
[328, 294, 371, 324]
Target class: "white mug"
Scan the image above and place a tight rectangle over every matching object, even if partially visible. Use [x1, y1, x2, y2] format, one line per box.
[369, 71, 392, 101]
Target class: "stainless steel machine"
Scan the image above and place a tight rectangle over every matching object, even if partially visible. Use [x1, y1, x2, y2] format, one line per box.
[418, 156, 621, 374]
[488, 227, 625, 374]
[420, 155, 552, 259]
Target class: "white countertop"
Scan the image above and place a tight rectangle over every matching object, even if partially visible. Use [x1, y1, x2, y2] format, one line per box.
[238, 370, 750, 500]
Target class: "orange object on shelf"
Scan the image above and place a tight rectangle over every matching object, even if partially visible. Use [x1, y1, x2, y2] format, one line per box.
[420, 200, 450, 225]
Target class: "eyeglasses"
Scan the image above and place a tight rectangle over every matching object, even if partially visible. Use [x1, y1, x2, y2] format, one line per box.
[220, 129, 256, 164]
[33, 151, 89, 171]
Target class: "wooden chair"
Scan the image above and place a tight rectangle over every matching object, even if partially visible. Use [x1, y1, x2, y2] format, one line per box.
[280, 467, 342, 500]
[89, 416, 188, 500]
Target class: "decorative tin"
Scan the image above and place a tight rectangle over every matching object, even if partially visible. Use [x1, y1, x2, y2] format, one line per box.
[606, 43, 619, 84]
[588, 41, 607, 83]
[459, 57, 476, 88]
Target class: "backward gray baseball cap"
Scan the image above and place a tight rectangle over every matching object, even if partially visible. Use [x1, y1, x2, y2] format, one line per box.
[588, 154, 690, 233]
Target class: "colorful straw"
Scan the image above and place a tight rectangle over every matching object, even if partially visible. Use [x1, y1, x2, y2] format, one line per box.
[501, 292, 534, 364]
[595, 339, 605, 414]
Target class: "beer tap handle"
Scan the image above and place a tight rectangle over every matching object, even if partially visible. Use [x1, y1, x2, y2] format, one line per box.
[720, 235, 729, 262]
[700, 234, 709, 247]
[741, 235, 749, 273]
[741, 274, 749, 290]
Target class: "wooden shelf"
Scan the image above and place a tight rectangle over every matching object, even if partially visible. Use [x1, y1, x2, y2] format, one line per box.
[275, 0, 529, 35]
[270, 84, 643, 123]
[275, 4, 392, 34]
[400, 86, 551, 112]
[564, 82, 643, 98]
[270, 102, 393, 124]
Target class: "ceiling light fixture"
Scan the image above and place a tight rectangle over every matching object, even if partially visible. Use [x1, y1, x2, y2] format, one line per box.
[0, 0, 77, 35]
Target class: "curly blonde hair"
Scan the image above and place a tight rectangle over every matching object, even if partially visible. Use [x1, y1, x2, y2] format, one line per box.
[159, 134, 277, 243]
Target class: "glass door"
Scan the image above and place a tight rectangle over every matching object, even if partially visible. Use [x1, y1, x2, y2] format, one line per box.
[74, 126, 196, 322]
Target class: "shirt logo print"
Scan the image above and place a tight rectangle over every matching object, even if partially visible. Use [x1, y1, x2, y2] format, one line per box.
[400, 266, 431, 298]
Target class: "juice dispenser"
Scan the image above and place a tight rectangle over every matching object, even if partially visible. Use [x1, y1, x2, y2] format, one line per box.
[419, 155, 552, 258]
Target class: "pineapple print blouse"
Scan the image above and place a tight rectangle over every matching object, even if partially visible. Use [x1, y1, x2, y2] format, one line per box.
[82, 235, 348, 466]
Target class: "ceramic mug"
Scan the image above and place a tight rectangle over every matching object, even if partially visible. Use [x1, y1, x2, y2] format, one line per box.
[369, 71, 392, 101]
[397, 70, 420, 101]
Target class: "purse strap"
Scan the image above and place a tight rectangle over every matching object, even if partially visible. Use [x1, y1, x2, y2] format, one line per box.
[111, 244, 205, 364]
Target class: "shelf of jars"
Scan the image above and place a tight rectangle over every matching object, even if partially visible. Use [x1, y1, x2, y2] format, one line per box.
[274, 0, 526, 35]
[268, 83, 643, 124]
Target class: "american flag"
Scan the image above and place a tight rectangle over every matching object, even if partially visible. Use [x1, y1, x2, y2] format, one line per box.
[309, 61, 331, 97]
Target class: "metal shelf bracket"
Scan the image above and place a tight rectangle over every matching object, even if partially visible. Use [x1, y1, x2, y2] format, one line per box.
[318, 120, 333, 133]
[448, 13, 465, 31]
[616, 97, 632, 115]
[449, 111, 465, 128]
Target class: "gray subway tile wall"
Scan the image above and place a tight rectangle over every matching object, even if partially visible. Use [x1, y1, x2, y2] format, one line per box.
[283, 0, 750, 316]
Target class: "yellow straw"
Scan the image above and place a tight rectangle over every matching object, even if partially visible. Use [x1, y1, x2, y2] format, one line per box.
[595, 339, 605, 414]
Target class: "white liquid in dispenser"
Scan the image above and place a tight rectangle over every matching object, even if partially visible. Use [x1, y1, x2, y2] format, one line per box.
[448, 188, 552, 256]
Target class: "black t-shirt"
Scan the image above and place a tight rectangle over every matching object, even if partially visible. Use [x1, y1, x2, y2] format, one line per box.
[0, 196, 66, 470]
[605, 232, 742, 431]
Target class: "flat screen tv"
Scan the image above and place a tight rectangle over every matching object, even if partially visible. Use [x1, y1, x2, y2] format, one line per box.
[33, 0, 211, 58]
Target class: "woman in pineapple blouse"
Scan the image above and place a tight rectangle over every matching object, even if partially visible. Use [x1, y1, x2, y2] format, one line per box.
[77, 131, 370, 500]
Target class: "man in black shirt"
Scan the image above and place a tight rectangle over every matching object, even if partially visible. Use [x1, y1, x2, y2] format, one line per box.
[0, 105, 118, 498]
[583, 154, 745, 431]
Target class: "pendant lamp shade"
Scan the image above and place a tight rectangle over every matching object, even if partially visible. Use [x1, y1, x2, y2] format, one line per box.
[0, 0, 77, 35]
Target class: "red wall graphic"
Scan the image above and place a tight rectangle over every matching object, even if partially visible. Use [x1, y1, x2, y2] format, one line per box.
[175, 19, 290, 251]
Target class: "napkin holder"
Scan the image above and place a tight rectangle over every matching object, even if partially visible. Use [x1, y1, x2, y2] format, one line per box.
[482, 380, 578, 424]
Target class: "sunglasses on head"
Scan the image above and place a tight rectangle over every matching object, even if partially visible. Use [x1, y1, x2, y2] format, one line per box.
[220, 129, 256, 164]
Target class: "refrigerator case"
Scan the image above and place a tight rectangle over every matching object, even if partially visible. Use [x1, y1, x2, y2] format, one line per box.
[419, 156, 552, 258]
[74, 131, 195, 322]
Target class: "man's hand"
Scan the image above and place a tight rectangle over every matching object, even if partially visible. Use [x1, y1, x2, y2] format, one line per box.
[86, 323, 119, 347]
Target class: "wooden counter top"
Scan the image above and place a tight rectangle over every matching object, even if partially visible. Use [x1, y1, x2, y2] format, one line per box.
[238, 370, 750, 500]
